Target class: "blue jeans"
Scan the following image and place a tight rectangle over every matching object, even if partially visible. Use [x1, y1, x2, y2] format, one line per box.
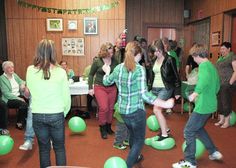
[121, 109, 146, 168]
[33, 113, 66, 168]
[184, 112, 218, 165]
[152, 87, 173, 100]
[114, 121, 129, 145]
[25, 107, 35, 142]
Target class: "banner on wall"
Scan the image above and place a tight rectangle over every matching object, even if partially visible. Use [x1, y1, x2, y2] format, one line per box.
[62, 38, 84, 56]
[17, 0, 119, 14]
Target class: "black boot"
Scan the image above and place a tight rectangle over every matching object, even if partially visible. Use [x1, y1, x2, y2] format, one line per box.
[106, 123, 114, 135]
[99, 125, 108, 139]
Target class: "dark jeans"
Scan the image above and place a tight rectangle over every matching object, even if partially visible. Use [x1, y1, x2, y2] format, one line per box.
[7, 98, 28, 124]
[33, 113, 66, 168]
[0, 99, 8, 129]
[121, 109, 146, 168]
[218, 83, 236, 116]
[184, 112, 218, 165]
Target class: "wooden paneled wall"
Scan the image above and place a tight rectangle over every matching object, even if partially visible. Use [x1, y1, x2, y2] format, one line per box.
[184, 0, 236, 23]
[5, 0, 125, 79]
[184, 0, 236, 64]
[0, 0, 7, 62]
[126, 0, 184, 42]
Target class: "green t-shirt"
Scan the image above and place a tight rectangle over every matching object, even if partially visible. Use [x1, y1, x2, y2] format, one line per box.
[193, 61, 220, 114]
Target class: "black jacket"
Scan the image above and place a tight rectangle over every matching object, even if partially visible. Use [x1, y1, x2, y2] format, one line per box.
[151, 54, 181, 96]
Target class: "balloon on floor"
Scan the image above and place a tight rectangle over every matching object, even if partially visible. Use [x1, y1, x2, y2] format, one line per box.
[147, 115, 160, 131]
[68, 116, 86, 133]
[151, 136, 176, 150]
[104, 156, 127, 168]
[0, 135, 14, 155]
[229, 111, 236, 126]
[182, 138, 206, 159]
[145, 136, 159, 146]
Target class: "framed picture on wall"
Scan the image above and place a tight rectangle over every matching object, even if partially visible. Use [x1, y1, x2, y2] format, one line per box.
[46, 18, 63, 31]
[68, 20, 78, 30]
[84, 17, 98, 35]
[211, 31, 220, 46]
[62, 37, 84, 56]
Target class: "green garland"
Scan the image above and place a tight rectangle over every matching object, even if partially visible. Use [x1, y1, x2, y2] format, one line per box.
[17, 0, 119, 14]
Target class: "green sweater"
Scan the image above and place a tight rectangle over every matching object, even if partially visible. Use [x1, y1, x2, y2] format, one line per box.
[193, 61, 220, 114]
[26, 65, 71, 117]
[0, 73, 25, 103]
[88, 57, 118, 89]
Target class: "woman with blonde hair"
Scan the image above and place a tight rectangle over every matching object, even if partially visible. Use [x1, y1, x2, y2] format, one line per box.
[26, 39, 71, 168]
[103, 41, 174, 168]
[88, 42, 118, 139]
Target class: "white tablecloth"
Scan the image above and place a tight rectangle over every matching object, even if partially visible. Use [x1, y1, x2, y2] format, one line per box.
[69, 81, 89, 95]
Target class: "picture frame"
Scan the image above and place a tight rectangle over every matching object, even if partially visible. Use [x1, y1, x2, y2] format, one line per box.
[62, 37, 84, 56]
[211, 31, 220, 46]
[46, 18, 63, 31]
[68, 20, 78, 30]
[84, 17, 98, 35]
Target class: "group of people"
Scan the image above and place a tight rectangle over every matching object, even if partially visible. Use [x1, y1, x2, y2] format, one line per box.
[0, 36, 235, 168]
[89, 38, 235, 168]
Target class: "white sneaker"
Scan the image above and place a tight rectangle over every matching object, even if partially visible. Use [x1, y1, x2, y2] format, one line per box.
[19, 140, 32, 150]
[209, 151, 223, 160]
[172, 160, 197, 168]
[166, 108, 173, 114]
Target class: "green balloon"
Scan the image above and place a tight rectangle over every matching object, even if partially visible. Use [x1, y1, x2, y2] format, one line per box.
[183, 102, 192, 112]
[182, 138, 205, 159]
[0, 135, 14, 155]
[104, 156, 127, 168]
[147, 115, 160, 131]
[145, 138, 151, 146]
[145, 136, 160, 146]
[151, 137, 176, 150]
[68, 116, 86, 133]
[230, 111, 236, 126]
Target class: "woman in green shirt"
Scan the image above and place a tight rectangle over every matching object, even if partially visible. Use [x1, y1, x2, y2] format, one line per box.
[88, 42, 119, 139]
[26, 39, 71, 168]
[215, 42, 236, 128]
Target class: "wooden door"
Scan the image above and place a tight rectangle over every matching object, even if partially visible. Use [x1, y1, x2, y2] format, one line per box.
[231, 15, 236, 53]
[147, 28, 176, 45]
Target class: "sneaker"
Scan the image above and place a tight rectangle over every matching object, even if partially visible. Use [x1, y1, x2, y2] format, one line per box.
[166, 108, 173, 114]
[209, 151, 223, 160]
[0, 129, 10, 135]
[136, 154, 144, 163]
[172, 160, 197, 168]
[113, 143, 127, 150]
[19, 140, 33, 150]
[123, 140, 129, 146]
[157, 128, 171, 136]
[157, 135, 169, 141]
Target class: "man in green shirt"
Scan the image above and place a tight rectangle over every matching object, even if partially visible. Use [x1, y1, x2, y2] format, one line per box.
[173, 44, 223, 168]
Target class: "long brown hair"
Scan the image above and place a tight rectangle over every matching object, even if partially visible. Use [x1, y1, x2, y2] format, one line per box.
[124, 41, 141, 72]
[154, 39, 167, 57]
[34, 39, 57, 80]
[98, 42, 113, 58]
